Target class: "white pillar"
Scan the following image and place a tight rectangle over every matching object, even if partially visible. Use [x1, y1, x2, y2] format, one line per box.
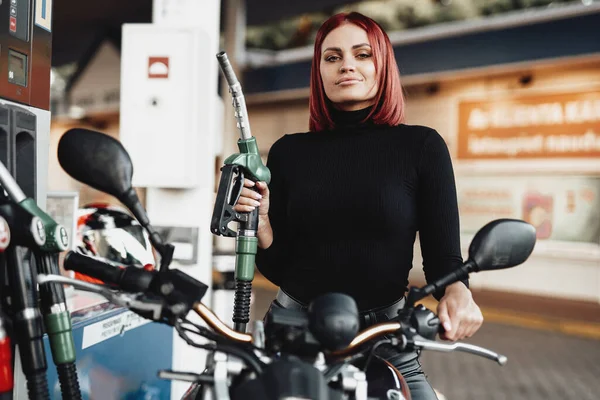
[122, 1, 251, 397]
[151, 2, 221, 399]
[120, 1, 224, 399]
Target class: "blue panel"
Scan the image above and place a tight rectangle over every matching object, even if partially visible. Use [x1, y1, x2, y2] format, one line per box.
[44, 307, 173, 400]
[243, 13, 600, 94]
[394, 13, 600, 76]
[243, 60, 312, 94]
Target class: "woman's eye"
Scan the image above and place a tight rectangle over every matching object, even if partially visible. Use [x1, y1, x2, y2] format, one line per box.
[357, 53, 372, 59]
[325, 55, 340, 62]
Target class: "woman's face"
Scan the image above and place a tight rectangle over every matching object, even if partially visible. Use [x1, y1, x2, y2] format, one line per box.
[320, 23, 378, 111]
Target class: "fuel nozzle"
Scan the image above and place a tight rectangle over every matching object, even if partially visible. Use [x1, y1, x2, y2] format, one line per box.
[213, 51, 271, 333]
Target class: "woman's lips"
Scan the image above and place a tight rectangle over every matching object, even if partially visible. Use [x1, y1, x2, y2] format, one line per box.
[337, 79, 362, 86]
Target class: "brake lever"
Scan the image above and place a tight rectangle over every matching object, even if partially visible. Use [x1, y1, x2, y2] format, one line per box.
[158, 369, 215, 384]
[37, 274, 164, 320]
[409, 334, 507, 365]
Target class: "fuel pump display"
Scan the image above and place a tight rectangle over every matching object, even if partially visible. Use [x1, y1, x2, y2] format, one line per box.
[8, 49, 28, 87]
[1, 0, 52, 109]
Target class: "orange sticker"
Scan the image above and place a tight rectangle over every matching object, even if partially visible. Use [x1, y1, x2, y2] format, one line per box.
[148, 57, 169, 79]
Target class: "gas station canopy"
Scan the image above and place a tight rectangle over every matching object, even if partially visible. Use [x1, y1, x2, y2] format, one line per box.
[51, 0, 348, 67]
[245, 0, 357, 25]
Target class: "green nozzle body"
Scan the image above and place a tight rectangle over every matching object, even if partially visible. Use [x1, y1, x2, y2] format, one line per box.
[20, 198, 69, 252]
[45, 312, 76, 364]
[223, 137, 268, 281]
[235, 236, 258, 281]
[224, 138, 271, 184]
[20, 199, 77, 364]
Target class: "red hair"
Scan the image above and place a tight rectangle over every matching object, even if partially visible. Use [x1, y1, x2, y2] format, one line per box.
[309, 12, 405, 132]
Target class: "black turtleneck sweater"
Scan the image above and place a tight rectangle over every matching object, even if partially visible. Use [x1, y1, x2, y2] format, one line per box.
[255, 107, 465, 310]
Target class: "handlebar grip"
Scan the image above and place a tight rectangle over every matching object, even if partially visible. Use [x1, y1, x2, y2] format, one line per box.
[438, 322, 446, 336]
[63, 251, 155, 292]
[63, 251, 121, 282]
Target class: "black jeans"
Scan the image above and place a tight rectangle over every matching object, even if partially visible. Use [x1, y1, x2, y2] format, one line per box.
[374, 344, 439, 400]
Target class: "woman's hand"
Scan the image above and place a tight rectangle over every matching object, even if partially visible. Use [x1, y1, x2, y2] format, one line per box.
[233, 179, 273, 248]
[436, 282, 483, 341]
[233, 178, 270, 216]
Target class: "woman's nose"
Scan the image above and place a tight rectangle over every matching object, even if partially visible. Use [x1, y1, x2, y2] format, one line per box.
[340, 62, 356, 73]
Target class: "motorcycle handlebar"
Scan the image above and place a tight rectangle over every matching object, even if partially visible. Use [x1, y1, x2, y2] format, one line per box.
[332, 322, 402, 357]
[63, 251, 154, 292]
[37, 270, 254, 344]
[60, 253, 400, 356]
[412, 338, 507, 365]
[51, 256, 509, 365]
[192, 303, 252, 343]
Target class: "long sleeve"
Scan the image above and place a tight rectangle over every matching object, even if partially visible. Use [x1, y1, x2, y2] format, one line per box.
[255, 136, 288, 286]
[417, 129, 467, 300]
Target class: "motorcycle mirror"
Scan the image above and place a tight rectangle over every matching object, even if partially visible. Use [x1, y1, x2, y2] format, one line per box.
[58, 128, 134, 204]
[57, 129, 170, 265]
[466, 218, 537, 272]
[406, 219, 537, 307]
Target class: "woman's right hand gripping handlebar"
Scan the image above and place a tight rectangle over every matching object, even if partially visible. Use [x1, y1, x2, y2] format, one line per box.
[233, 179, 273, 249]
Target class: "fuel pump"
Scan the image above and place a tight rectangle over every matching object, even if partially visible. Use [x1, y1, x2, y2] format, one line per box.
[0, 1, 81, 399]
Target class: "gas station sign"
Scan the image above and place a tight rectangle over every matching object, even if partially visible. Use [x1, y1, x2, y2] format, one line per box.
[457, 89, 600, 160]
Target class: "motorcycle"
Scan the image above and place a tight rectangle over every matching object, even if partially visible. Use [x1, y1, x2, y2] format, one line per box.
[40, 126, 538, 400]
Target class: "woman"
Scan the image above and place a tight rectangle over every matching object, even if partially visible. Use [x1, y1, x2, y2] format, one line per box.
[235, 12, 483, 400]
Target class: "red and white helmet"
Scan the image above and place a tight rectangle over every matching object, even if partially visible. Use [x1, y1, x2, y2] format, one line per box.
[74, 203, 156, 283]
